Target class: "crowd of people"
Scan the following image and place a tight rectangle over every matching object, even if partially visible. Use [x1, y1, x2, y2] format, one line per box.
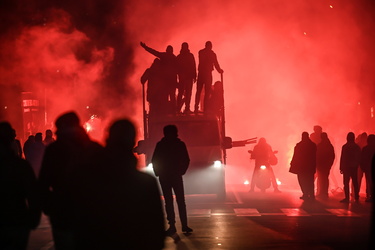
[140, 41, 224, 116]
[290, 126, 374, 202]
[1, 111, 196, 249]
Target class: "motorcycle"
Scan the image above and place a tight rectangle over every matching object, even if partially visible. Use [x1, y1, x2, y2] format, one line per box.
[248, 150, 278, 192]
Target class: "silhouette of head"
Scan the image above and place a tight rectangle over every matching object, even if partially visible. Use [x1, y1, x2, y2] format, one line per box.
[163, 125, 178, 138]
[106, 119, 136, 151]
[0, 122, 14, 146]
[346, 132, 355, 142]
[205, 41, 212, 49]
[166, 45, 173, 54]
[258, 137, 266, 144]
[313, 125, 322, 133]
[302, 131, 309, 141]
[35, 132, 43, 142]
[181, 42, 189, 51]
[55, 112, 80, 130]
[45, 129, 53, 137]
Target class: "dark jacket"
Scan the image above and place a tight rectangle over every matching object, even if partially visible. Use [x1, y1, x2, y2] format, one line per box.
[0, 147, 41, 229]
[290, 138, 317, 175]
[340, 142, 361, 173]
[316, 139, 335, 169]
[151, 136, 190, 178]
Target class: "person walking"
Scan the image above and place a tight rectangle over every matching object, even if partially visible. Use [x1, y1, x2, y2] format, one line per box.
[151, 125, 193, 235]
[290, 132, 317, 200]
[339, 132, 361, 203]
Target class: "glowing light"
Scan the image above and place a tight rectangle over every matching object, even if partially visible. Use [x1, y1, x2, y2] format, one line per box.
[276, 178, 282, 185]
[4, 106, 7, 109]
[371, 107, 374, 118]
[84, 122, 92, 132]
[358, 101, 361, 105]
[260, 165, 266, 170]
[218, 243, 222, 246]
[244, 180, 249, 185]
[303, 32, 307, 35]
[213, 160, 222, 168]
[147, 163, 153, 169]
[86, 105, 90, 109]
[56, 69, 60, 73]
[329, 5, 333, 9]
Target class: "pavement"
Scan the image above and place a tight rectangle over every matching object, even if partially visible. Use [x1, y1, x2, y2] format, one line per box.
[27, 184, 373, 250]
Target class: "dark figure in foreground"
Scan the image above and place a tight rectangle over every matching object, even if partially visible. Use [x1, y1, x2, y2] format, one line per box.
[140, 42, 178, 114]
[176, 42, 197, 114]
[290, 132, 317, 200]
[38, 112, 103, 250]
[0, 122, 41, 250]
[194, 41, 223, 113]
[316, 132, 335, 198]
[360, 134, 375, 202]
[152, 125, 193, 235]
[248, 137, 280, 193]
[76, 119, 165, 249]
[310, 125, 323, 145]
[339, 132, 361, 203]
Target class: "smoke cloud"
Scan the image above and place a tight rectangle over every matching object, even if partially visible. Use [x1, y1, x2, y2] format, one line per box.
[1, 0, 375, 187]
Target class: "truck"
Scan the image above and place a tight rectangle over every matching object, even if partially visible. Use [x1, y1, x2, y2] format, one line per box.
[135, 78, 255, 199]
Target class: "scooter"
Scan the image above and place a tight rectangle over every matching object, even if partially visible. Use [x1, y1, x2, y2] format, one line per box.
[248, 150, 278, 192]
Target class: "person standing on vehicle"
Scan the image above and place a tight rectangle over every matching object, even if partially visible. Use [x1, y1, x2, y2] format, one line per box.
[151, 125, 193, 235]
[290, 132, 317, 200]
[140, 42, 178, 114]
[194, 41, 223, 113]
[248, 137, 280, 193]
[316, 132, 335, 198]
[176, 42, 197, 114]
[339, 132, 361, 203]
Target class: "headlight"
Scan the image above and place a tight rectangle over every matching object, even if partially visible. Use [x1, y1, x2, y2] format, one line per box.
[213, 160, 222, 168]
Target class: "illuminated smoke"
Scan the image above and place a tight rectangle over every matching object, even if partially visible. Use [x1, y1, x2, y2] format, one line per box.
[1, 0, 375, 188]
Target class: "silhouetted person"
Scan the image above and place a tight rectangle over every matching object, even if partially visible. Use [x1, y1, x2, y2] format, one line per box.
[151, 125, 193, 235]
[290, 132, 317, 200]
[360, 134, 375, 202]
[356, 132, 368, 197]
[316, 132, 335, 198]
[38, 111, 103, 250]
[43, 129, 55, 145]
[75, 119, 165, 249]
[194, 41, 223, 113]
[141, 58, 168, 116]
[140, 42, 178, 114]
[339, 132, 361, 203]
[26, 133, 45, 177]
[0, 122, 41, 250]
[23, 135, 35, 161]
[11, 128, 23, 158]
[206, 81, 224, 116]
[310, 125, 323, 145]
[248, 137, 280, 193]
[176, 42, 196, 114]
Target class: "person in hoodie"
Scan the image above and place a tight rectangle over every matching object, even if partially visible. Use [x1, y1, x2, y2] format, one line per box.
[290, 132, 317, 200]
[176, 42, 197, 114]
[151, 124, 193, 235]
[38, 111, 103, 249]
[339, 132, 361, 203]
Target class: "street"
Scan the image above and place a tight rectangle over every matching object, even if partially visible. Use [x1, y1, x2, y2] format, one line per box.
[28, 184, 372, 250]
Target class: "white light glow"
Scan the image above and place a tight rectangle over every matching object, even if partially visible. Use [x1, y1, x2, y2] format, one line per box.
[260, 165, 267, 170]
[213, 160, 222, 168]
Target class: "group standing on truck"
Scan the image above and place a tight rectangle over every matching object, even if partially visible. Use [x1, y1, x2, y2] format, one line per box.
[140, 41, 224, 116]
